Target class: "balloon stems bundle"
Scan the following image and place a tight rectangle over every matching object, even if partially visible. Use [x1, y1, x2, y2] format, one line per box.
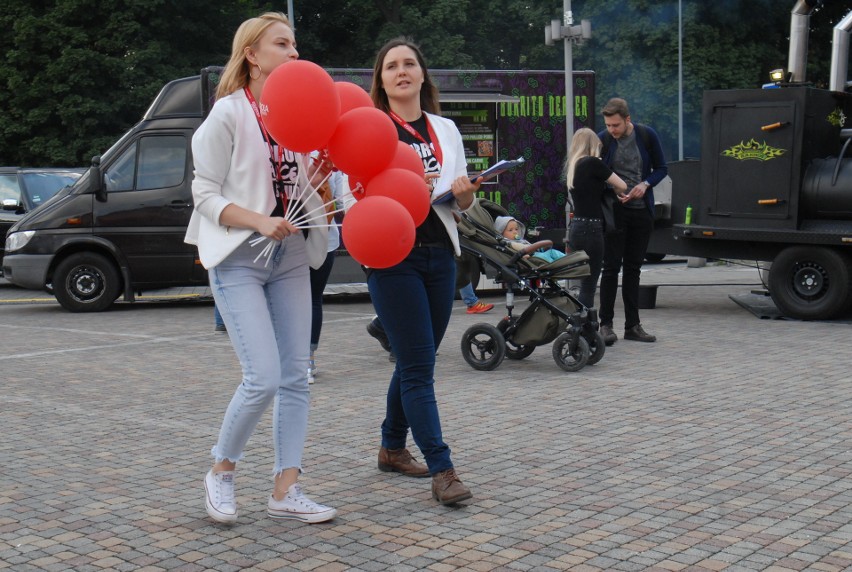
[257, 59, 440, 269]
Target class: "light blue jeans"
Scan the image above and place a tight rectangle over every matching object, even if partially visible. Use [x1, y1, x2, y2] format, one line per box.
[209, 232, 312, 476]
[459, 282, 477, 307]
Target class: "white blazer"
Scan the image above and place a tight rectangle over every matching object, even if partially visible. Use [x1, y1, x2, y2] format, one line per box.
[423, 111, 475, 256]
[185, 91, 328, 269]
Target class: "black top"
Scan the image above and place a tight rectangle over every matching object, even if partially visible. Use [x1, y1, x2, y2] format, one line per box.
[569, 156, 613, 219]
[395, 115, 451, 248]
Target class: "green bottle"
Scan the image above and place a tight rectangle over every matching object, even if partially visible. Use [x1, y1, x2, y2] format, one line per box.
[685, 204, 693, 225]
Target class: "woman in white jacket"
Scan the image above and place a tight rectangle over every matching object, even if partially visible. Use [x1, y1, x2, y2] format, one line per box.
[368, 37, 480, 505]
[185, 12, 334, 525]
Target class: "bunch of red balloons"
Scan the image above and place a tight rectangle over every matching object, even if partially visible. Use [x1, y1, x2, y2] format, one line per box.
[260, 61, 431, 268]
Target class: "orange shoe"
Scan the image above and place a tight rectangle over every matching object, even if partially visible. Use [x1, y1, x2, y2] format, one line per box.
[466, 301, 494, 314]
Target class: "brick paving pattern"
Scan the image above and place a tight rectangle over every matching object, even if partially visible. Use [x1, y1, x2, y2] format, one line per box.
[2, 263, 852, 571]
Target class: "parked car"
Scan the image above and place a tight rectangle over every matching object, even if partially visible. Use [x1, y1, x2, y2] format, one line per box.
[1, 167, 83, 276]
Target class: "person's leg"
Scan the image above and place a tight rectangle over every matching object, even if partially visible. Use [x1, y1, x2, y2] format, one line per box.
[308, 250, 335, 352]
[598, 227, 625, 327]
[368, 248, 455, 474]
[214, 303, 226, 331]
[205, 237, 290, 522]
[263, 236, 313, 496]
[459, 282, 478, 307]
[620, 208, 654, 330]
[568, 220, 604, 309]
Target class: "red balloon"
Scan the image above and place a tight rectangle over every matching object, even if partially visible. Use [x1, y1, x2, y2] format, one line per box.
[261, 60, 340, 153]
[335, 82, 374, 115]
[365, 168, 431, 227]
[342, 196, 415, 269]
[388, 141, 426, 179]
[348, 174, 368, 200]
[327, 107, 397, 180]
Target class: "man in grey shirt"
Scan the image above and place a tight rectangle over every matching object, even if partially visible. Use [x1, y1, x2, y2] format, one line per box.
[596, 98, 668, 344]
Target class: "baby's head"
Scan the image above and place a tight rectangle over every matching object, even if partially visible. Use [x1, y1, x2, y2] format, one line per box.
[494, 216, 523, 240]
[502, 220, 521, 239]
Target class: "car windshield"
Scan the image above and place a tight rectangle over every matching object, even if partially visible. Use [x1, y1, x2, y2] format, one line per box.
[20, 172, 81, 208]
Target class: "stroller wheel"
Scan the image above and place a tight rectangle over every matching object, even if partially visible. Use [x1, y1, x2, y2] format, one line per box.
[583, 329, 606, 366]
[497, 316, 535, 360]
[552, 331, 590, 372]
[461, 323, 506, 371]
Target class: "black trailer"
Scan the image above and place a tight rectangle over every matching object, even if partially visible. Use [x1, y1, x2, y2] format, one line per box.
[648, 86, 852, 320]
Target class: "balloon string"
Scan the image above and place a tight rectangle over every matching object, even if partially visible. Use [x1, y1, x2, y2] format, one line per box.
[292, 222, 343, 229]
[288, 201, 346, 227]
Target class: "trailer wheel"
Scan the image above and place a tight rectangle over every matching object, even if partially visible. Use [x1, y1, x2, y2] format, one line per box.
[768, 247, 852, 321]
[53, 252, 121, 312]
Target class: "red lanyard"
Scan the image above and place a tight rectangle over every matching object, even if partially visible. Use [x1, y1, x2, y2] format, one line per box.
[387, 110, 443, 165]
[244, 88, 285, 193]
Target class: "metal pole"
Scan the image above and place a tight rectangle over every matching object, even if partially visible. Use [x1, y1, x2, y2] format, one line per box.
[678, 0, 684, 160]
[563, 0, 574, 245]
[287, 0, 294, 22]
[564, 0, 574, 145]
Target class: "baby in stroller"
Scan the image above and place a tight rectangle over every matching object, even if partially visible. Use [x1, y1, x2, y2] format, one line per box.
[494, 216, 566, 263]
[456, 200, 606, 373]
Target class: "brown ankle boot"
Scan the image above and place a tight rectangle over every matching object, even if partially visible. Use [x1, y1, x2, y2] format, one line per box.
[431, 468, 472, 505]
[377, 447, 430, 478]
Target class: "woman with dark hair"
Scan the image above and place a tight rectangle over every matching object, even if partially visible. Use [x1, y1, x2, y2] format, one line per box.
[366, 37, 480, 505]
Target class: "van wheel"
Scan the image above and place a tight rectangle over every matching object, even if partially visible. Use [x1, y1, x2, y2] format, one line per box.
[54, 252, 121, 312]
[768, 247, 852, 321]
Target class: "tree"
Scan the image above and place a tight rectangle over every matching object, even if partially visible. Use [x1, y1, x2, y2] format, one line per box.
[0, 0, 253, 166]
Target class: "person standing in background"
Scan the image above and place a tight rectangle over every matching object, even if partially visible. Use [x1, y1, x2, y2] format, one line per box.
[564, 128, 626, 309]
[597, 98, 667, 345]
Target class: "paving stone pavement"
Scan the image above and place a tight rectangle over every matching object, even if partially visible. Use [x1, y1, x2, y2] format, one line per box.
[2, 261, 852, 571]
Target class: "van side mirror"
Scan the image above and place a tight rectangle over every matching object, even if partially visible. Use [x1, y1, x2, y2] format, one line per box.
[90, 155, 106, 202]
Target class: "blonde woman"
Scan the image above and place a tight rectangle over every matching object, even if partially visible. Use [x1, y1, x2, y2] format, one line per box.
[565, 128, 627, 309]
[185, 12, 335, 524]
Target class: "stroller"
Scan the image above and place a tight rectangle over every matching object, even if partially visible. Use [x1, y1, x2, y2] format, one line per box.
[456, 200, 605, 372]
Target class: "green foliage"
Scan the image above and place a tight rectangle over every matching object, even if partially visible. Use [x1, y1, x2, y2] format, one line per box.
[0, 0, 848, 166]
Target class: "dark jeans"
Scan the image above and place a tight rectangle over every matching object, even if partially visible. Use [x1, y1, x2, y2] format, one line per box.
[568, 219, 604, 309]
[367, 246, 456, 474]
[599, 207, 654, 329]
[308, 250, 336, 350]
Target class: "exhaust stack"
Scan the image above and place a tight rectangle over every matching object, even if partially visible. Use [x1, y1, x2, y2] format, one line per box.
[787, 0, 819, 83]
[829, 10, 852, 92]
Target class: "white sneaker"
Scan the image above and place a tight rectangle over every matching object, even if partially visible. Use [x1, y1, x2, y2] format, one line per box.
[307, 357, 316, 385]
[204, 470, 237, 524]
[267, 483, 336, 523]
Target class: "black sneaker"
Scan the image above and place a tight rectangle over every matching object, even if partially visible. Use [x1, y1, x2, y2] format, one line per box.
[600, 325, 617, 346]
[367, 318, 392, 353]
[624, 324, 656, 343]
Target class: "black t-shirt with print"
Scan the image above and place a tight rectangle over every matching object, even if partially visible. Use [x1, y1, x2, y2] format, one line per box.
[268, 138, 299, 218]
[395, 115, 451, 248]
[569, 156, 614, 219]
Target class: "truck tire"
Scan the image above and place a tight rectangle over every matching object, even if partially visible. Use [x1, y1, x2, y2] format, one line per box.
[53, 252, 121, 312]
[768, 247, 852, 321]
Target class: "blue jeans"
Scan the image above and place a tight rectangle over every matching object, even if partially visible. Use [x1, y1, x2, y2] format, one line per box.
[367, 246, 456, 474]
[209, 233, 312, 475]
[568, 219, 604, 309]
[599, 207, 654, 329]
[459, 282, 477, 307]
[213, 304, 225, 328]
[309, 250, 336, 351]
